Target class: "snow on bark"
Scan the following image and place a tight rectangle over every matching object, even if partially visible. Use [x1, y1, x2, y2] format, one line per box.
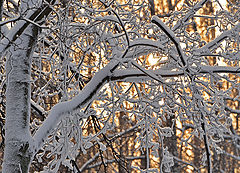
[1, 0, 239, 172]
[2, 25, 38, 173]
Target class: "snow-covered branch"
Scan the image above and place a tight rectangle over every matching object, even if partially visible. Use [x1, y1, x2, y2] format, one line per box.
[33, 61, 119, 150]
[151, 16, 187, 66]
[197, 22, 240, 53]
[172, 0, 208, 31]
[2, 0, 240, 172]
[112, 65, 240, 82]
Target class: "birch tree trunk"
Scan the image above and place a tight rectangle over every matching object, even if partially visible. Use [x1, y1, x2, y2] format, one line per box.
[2, 25, 38, 173]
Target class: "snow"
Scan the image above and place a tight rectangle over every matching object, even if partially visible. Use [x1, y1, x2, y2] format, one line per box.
[151, 16, 176, 41]
[172, 0, 209, 31]
[33, 60, 119, 150]
[197, 22, 240, 53]
[95, 15, 119, 23]
[0, 0, 55, 57]
[2, 0, 240, 172]
[2, 22, 37, 173]
[130, 38, 165, 51]
[112, 65, 240, 83]
[151, 16, 187, 66]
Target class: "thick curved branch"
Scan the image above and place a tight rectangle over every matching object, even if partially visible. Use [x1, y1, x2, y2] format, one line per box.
[33, 61, 119, 150]
[151, 16, 187, 66]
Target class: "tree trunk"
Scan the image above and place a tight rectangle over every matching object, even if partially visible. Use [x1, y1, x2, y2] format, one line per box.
[2, 25, 38, 173]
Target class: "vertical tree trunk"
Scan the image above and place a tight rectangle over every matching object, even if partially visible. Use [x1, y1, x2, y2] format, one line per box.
[165, 115, 178, 172]
[0, 0, 3, 35]
[2, 25, 38, 173]
[118, 111, 127, 173]
[140, 149, 147, 170]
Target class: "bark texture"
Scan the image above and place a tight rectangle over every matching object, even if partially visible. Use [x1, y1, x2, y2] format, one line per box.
[2, 25, 38, 173]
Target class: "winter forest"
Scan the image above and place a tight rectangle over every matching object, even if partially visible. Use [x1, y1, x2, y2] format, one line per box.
[0, 0, 240, 172]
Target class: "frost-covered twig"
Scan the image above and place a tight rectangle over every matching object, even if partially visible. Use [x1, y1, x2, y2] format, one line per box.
[0, 16, 21, 26]
[86, 156, 145, 170]
[79, 152, 100, 172]
[196, 22, 240, 53]
[30, 99, 46, 118]
[109, 123, 139, 141]
[225, 106, 240, 114]
[223, 150, 240, 161]
[201, 119, 212, 173]
[22, 17, 48, 29]
[131, 60, 165, 83]
[173, 156, 199, 172]
[99, 0, 130, 46]
[172, 0, 209, 31]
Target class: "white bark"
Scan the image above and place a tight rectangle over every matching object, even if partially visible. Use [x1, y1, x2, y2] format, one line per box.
[2, 25, 38, 173]
[0, 0, 239, 172]
[2, 0, 55, 171]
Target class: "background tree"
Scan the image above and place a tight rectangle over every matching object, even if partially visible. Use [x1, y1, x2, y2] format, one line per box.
[0, 0, 239, 172]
